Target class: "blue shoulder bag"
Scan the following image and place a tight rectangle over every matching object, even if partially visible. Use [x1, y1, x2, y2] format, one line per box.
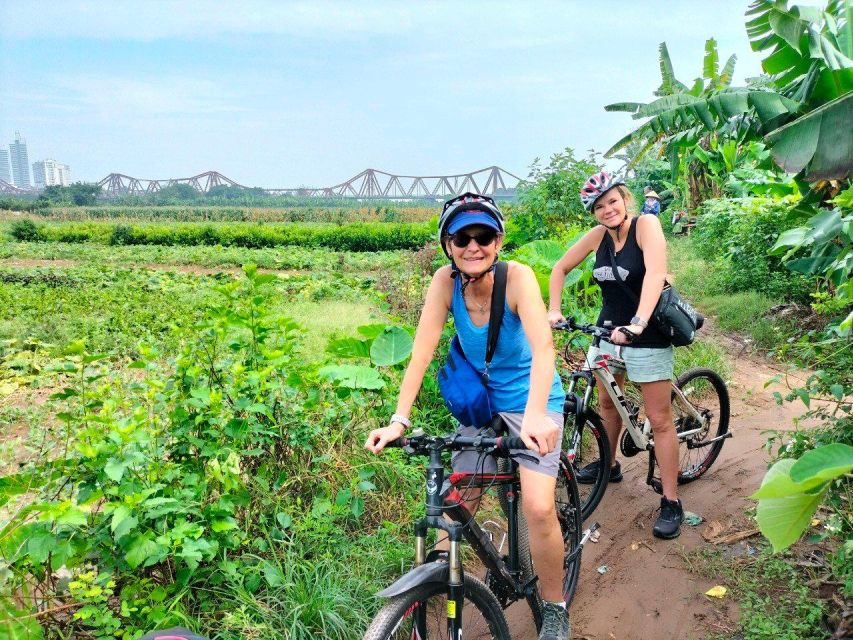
[437, 261, 508, 428]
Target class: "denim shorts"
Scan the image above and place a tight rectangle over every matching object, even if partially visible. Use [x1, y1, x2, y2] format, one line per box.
[591, 341, 674, 383]
[451, 411, 564, 478]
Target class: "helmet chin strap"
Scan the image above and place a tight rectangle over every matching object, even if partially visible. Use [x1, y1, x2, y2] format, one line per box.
[450, 258, 498, 293]
[604, 214, 630, 240]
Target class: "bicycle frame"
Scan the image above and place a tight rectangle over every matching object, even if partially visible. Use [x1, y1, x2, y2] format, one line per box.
[406, 444, 541, 637]
[567, 341, 710, 454]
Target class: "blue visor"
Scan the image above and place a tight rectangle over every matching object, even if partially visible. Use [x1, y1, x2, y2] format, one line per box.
[446, 211, 502, 235]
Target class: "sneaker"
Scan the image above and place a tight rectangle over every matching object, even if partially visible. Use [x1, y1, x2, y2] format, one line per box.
[576, 460, 622, 485]
[652, 496, 684, 539]
[539, 601, 571, 640]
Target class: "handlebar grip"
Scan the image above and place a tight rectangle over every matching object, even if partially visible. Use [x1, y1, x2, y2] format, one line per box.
[499, 436, 528, 451]
[386, 437, 408, 448]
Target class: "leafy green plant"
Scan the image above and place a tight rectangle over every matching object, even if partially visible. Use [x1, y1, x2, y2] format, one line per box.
[751, 442, 853, 551]
[8, 219, 43, 242]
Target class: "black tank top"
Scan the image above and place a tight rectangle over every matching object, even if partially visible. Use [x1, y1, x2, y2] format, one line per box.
[592, 218, 670, 348]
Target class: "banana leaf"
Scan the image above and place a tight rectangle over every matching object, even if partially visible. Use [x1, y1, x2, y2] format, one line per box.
[766, 91, 853, 179]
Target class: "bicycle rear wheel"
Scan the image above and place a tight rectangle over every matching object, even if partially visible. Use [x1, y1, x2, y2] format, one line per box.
[363, 575, 510, 639]
[651, 368, 730, 488]
[672, 368, 730, 483]
[564, 410, 611, 521]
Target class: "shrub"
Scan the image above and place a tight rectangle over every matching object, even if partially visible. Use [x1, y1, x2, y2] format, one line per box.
[692, 198, 813, 302]
[15, 220, 433, 252]
[8, 219, 43, 242]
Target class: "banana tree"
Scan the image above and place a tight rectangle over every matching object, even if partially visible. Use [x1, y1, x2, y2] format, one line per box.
[605, 0, 852, 185]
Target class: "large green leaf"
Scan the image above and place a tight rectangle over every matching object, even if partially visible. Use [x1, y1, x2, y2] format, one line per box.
[0, 602, 44, 640]
[751, 458, 827, 552]
[766, 91, 853, 179]
[369, 326, 413, 366]
[751, 458, 809, 499]
[512, 240, 567, 272]
[318, 364, 385, 390]
[756, 486, 826, 552]
[789, 443, 853, 486]
[326, 336, 370, 359]
[703, 38, 720, 83]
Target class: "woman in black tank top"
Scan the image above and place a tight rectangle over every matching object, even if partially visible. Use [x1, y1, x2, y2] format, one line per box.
[546, 171, 686, 540]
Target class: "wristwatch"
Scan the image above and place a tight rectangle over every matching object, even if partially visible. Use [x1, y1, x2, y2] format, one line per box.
[390, 413, 411, 428]
[630, 315, 648, 328]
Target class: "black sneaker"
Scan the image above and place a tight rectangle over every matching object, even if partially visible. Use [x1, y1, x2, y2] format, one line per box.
[576, 460, 622, 485]
[652, 497, 684, 539]
[539, 601, 571, 640]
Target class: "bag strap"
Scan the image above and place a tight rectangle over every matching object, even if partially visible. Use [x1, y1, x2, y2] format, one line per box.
[483, 261, 508, 382]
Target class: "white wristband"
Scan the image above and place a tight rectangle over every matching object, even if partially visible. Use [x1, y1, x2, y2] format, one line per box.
[390, 413, 411, 429]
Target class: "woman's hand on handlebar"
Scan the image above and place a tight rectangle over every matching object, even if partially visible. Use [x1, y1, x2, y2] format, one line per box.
[610, 324, 643, 345]
[365, 421, 406, 454]
[547, 309, 565, 328]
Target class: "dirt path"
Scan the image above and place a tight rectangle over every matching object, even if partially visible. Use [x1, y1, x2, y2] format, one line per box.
[504, 321, 813, 640]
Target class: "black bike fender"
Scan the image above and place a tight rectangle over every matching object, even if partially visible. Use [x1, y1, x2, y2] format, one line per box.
[376, 562, 449, 598]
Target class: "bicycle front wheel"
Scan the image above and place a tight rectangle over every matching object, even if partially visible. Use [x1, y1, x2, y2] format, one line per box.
[671, 368, 730, 483]
[565, 410, 611, 521]
[556, 454, 583, 605]
[363, 575, 511, 640]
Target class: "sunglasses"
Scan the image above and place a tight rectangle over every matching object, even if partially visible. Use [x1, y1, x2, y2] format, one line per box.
[448, 229, 499, 248]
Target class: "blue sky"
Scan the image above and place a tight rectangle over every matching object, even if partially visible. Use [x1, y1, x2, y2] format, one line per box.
[1, 1, 770, 188]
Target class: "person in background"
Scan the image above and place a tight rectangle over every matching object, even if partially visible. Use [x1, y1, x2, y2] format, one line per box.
[641, 186, 661, 216]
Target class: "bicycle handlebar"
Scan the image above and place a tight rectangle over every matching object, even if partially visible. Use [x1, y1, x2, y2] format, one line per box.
[554, 316, 637, 344]
[386, 433, 529, 455]
[553, 317, 612, 340]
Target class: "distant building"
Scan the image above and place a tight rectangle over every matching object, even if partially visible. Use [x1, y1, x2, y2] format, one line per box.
[32, 159, 72, 189]
[9, 131, 31, 188]
[0, 150, 11, 184]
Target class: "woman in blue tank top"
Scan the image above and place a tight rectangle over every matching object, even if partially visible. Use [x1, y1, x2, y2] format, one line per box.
[365, 193, 571, 639]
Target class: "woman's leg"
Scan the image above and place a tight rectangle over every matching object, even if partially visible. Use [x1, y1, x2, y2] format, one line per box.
[640, 379, 678, 501]
[518, 466, 564, 602]
[594, 372, 627, 464]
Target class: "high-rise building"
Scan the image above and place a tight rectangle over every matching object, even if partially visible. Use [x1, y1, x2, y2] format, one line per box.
[32, 159, 72, 189]
[0, 150, 11, 184]
[9, 131, 31, 188]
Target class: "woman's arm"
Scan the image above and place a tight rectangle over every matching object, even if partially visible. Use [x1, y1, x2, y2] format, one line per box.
[365, 268, 451, 453]
[512, 263, 560, 455]
[547, 226, 604, 324]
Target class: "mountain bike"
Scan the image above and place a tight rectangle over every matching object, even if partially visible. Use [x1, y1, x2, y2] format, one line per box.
[363, 419, 599, 639]
[555, 318, 731, 518]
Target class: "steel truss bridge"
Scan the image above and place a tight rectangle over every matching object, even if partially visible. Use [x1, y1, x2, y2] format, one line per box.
[0, 178, 31, 195]
[95, 166, 522, 199]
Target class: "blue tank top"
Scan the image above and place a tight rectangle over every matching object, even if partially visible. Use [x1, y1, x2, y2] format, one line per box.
[451, 274, 565, 414]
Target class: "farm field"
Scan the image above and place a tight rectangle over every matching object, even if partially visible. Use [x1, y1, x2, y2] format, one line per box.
[0, 191, 848, 639]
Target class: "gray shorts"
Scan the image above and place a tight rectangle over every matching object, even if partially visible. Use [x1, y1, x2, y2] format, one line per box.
[451, 411, 564, 478]
[592, 341, 674, 383]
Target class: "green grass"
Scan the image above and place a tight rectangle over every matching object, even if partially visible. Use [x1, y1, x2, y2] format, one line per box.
[683, 547, 829, 640]
[669, 237, 787, 351]
[0, 265, 381, 361]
